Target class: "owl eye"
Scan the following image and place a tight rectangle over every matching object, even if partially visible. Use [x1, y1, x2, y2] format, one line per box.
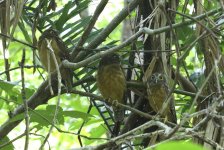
[113, 55, 118, 59]
[151, 75, 155, 80]
[159, 75, 163, 80]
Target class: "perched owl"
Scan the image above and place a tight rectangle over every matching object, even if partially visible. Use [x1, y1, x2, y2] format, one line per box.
[96, 53, 126, 135]
[38, 29, 73, 90]
[147, 73, 176, 123]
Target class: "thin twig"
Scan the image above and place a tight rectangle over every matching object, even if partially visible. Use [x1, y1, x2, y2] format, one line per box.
[0, 128, 33, 149]
[179, 56, 222, 129]
[168, 8, 218, 38]
[20, 48, 30, 150]
[0, 32, 37, 49]
[0, 65, 42, 75]
[46, 40, 54, 95]
[91, 120, 170, 150]
[39, 39, 62, 149]
[63, 7, 222, 70]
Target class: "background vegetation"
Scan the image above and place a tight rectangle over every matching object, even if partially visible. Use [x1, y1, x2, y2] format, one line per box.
[0, 0, 223, 149]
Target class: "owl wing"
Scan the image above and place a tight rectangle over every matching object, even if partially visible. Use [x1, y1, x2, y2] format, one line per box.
[54, 36, 70, 61]
[49, 32, 73, 90]
[169, 96, 177, 123]
[165, 85, 177, 123]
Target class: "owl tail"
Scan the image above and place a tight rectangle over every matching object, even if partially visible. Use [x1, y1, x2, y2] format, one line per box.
[113, 106, 124, 122]
[167, 109, 177, 124]
[112, 106, 124, 136]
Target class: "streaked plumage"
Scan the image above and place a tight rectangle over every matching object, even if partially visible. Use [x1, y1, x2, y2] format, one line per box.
[38, 29, 73, 90]
[96, 53, 126, 131]
[147, 73, 176, 123]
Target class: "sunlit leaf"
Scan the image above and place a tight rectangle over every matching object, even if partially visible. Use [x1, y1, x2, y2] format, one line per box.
[0, 81, 18, 92]
[62, 110, 93, 120]
[147, 141, 204, 150]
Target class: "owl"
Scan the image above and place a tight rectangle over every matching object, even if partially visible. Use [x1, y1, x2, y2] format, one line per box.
[147, 73, 176, 123]
[38, 29, 73, 90]
[96, 53, 126, 126]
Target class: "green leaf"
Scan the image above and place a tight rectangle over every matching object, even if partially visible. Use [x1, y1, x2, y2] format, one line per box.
[171, 56, 177, 66]
[9, 105, 65, 129]
[67, 29, 103, 48]
[46, 105, 63, 113]
[62, 16, 91, 37]
[176, 26, 194, 43]
[55, 1, 76, 30]
[0, 136, 14, 150]
[18, 20, 32, 44]
[30, 109, 64, 127]
[0, 96, 4, 109]
[146, 141, 204, 150]
[55, 0, 90, 31]
[62, 110, 93, 120]
[24, 88, 35, 99]
[83, 123, 106, 145]
[17, 88, 35, 104]
[0, 80, 18, 92]
[9, 113, 25, 123]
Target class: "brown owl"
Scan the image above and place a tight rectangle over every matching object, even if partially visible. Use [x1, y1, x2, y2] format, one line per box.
[147, 73, 176, 123]
[38, 29, 73, 90]
[96, 53, 126, 135]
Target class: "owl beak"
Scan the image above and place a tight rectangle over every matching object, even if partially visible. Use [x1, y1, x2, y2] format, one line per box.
[155, 79, 158, 84]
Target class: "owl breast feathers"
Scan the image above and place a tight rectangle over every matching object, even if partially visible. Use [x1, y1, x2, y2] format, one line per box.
[97, 64, 126, 103]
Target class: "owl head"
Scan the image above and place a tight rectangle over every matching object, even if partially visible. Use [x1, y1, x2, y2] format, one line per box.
[40, 28, 59, 40]
[148, 73, 166, 87]
[99, 53, 120, 67]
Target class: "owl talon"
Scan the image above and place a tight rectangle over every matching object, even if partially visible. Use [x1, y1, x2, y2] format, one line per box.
[112, 100, 119, 107]
[106, 99, 119, 107]
[107, 98, 112, 104]
[152, 116, 157, 121]
[153, 114, 162, 121]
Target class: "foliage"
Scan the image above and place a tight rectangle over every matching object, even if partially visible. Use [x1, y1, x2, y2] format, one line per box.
[0, 0, 223, 149]
[147, 141, 204, 150]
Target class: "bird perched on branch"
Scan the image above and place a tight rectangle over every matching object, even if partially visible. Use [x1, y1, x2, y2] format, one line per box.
[147, 73, 176, 123]
[96, 53, 126, 135]
[38, 28, 73, 91]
